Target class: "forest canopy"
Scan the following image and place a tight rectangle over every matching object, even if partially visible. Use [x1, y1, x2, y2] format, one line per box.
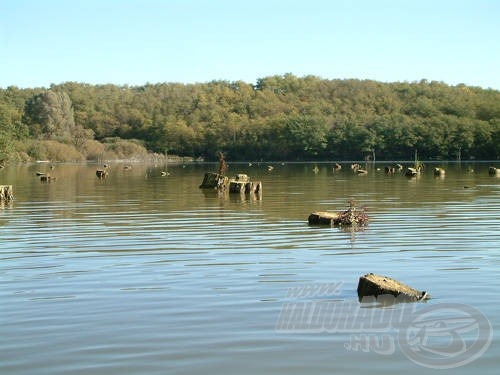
[1, 74, 499, 164]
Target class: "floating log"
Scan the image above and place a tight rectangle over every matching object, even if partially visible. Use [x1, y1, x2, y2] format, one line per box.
[357, 273, 429, 302]
[0, 185, 14, 202]
[308, 211, 341, 226]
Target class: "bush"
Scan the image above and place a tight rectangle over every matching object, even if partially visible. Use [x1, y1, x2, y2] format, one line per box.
[24, 140, 85, 162]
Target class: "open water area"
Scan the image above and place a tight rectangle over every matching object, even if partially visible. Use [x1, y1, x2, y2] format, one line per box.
[1, 161, 499, 374]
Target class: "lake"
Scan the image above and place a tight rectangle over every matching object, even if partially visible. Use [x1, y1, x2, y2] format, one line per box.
[1, 161, 499, 374]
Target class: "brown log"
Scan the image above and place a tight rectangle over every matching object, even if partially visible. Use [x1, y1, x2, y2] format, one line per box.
[308, 211, 340, 226]
[357, 273, 429, 302]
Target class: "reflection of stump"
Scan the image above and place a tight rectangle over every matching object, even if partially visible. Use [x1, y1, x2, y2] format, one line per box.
[357, 273, 428, 302]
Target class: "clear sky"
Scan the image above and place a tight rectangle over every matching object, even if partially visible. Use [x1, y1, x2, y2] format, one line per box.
[1, 0, 499, 89]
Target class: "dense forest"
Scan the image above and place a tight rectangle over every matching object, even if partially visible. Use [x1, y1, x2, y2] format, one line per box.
[1, 74, 499, 164]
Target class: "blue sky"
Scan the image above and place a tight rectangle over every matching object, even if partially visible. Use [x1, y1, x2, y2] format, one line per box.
[1, 0, 499, 89]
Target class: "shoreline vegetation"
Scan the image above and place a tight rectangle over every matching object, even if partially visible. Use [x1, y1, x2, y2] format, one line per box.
[1, 74, 499, 165]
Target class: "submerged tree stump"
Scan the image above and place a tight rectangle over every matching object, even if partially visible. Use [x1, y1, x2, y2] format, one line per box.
[96, 169, 108, 179]
[199, 172, 229, 190]
[229, 181, 246, 193]
[245, 181, 262, 194]
[357, 273, 429, 302]
[0, 185, 14, 202]
[489, 167, 499, 176]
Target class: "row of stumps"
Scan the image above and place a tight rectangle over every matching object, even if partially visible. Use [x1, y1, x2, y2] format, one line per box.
[199, 172, 262, 194]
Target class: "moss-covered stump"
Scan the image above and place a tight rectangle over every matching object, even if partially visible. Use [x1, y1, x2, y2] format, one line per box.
[357, 273, 429, 302]
[308, 211, 340, 226]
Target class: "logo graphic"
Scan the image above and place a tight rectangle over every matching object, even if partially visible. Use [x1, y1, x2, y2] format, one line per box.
[276, 283, 493, 369]
[398, 303, 493, 369]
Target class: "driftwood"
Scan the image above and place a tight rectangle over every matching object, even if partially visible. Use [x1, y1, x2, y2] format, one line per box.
[0, 185, 14, 202]
[357, 273, 428, 302]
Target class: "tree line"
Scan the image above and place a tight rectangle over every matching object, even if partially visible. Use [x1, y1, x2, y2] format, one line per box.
[1, 74, 499, 164]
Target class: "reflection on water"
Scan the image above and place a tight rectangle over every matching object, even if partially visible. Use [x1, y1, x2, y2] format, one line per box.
[1, 162, 499, 374]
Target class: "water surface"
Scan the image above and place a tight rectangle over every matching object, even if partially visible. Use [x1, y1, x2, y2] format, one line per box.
[1, 162, 499, 374]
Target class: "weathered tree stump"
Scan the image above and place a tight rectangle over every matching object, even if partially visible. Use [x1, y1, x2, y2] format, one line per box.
[489, 167, 499, 176]
[405, 167, 419, 177]
[199, 172, 229, 190]
[0, 185, 14, 202]
[245, 181, 262, 194]
[229, 181, 246, 193]
[40, 174, 56, 182]
[308, 211, 341, 226]
[357, 273, 429, 302]
[96, 169, 108, 179]
[434, 167, 445, 176]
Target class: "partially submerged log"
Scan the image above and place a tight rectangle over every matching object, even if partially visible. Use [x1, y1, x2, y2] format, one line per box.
[0, 185, 14, 202]
[308, 211, 341, 225]
[309, 201, 369, 227]
[357, 273, 429, 302]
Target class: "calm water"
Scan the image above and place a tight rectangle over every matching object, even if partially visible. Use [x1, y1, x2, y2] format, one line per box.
[1, 162, 499, 374]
